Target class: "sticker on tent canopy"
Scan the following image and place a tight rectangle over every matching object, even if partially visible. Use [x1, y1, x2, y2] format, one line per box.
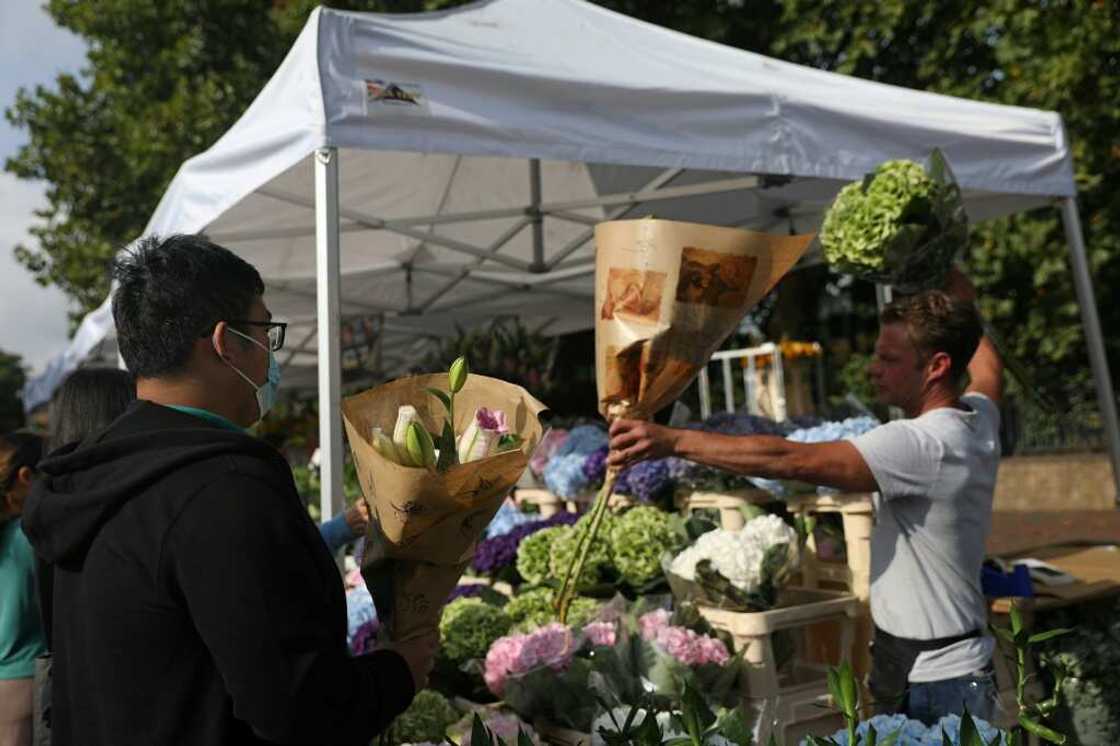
[363, 79, 430, 115]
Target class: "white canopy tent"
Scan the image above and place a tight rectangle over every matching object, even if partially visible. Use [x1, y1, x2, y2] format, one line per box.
[25, 0, 1118, 512]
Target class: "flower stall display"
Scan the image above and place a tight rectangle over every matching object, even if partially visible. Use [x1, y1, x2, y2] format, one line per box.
[504, 588, 600, 633]
[439, 597, 513, 665]
[386, 689, 461, 745]
[668, 514, 800, 611]
[471, 511, 578, 584]
[806, 712, 1007, 746]
[341, 357, 547, 643]
[515, 526, 569, 586]
[482, 602, 743, 735]
[820, 150, 968, 292]
[542, 425, 609, 498]
[610, 506, 685, 588]
[484, 498, 541, 539]
[549, 511, 619, 591]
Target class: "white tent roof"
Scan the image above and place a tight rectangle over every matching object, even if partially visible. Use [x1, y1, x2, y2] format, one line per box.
[25, 0, 1076, 411]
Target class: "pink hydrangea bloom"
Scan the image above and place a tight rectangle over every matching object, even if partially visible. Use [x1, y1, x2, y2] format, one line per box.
[483, 624, 576, 696]
[638, 608, 672, 640]
[582, 620, 618, 648]
[638, 609, 730, 667]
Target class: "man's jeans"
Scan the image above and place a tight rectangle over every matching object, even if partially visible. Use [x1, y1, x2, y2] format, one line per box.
[906, 668, 999, 726]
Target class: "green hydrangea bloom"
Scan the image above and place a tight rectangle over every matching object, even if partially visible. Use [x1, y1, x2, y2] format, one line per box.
[387, 689, 460, 744]
[504, 588, 600, 633]
[438, 597, 511, 663]
[515, 525, 566, 585]
[609, 506, 681, 587]
[820, 159, 938, 273]
[548, 513, 617, 591]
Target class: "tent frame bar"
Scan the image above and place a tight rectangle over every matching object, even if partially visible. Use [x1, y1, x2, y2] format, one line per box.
[1060, 196, 1120, 501]
[221, 170, 757, 273]
[314, 147, 344, 522]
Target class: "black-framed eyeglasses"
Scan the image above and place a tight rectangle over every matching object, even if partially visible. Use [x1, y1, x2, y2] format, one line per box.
[228, 320, 287, 352]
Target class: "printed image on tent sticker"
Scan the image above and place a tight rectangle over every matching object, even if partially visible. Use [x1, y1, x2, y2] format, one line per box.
[364, 79, 430, 114]
[600, 268, 667, 323]
[675, 247, 758, 309]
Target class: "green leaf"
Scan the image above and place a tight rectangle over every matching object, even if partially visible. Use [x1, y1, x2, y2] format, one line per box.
[1010, 604, 1023, 637]
[471, 714, 491, 746]
[837, 660, 859, 714]
[879, 728, 902, 746]
[866, 724, 879, 746]
[426, 387, 452, 412]
[1027, 628, 1074, 645]
[436, 420, 458, 471]
[959, 707, 985, 746]
[517, 729, 535, 746]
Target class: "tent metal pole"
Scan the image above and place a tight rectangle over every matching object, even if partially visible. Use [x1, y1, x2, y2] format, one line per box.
[529, 159, 545, 272]
[315, 147, 344, 522]
[1060, 196, 1120, 502]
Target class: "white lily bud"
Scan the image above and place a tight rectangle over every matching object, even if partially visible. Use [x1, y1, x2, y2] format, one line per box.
[370, 427, 399, 464]
[457, 407, 508, 463]
[392, 405, 420, 466]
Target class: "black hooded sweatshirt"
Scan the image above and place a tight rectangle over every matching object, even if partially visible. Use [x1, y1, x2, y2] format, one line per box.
[23, 401, 412, 746]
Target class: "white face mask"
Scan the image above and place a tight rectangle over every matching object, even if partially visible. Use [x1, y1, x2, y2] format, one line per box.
[222, 327, 282, 422]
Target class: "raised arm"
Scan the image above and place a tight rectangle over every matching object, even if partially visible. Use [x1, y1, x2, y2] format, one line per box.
[945, 267, 1004, 404]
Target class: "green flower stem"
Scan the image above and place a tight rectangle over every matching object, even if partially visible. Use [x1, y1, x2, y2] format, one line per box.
[554, 469, 617, 623]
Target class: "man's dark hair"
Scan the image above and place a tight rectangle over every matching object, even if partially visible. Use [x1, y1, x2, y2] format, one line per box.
[112, 235, 265, 378]
[1, 431, 43, 493]
[880, 290, 983, 386]
[47, 368, 137, 452]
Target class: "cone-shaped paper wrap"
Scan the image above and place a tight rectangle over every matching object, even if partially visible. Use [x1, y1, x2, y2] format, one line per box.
[556, 219, 814, 621]
[342, 374, 547, 641]
[595, 218, 815, 420]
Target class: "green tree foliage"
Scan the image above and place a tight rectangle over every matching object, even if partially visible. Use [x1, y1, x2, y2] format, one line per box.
[7, 0, 1116, 410]
[0, 351, 27, 432]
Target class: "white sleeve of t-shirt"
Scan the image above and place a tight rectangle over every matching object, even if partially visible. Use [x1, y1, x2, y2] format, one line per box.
[847, 420, 944, 499]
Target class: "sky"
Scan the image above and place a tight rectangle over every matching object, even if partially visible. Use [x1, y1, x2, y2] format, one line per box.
[0, 1, 88, 375]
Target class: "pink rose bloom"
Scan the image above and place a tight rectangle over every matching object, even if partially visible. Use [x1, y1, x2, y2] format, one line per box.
[582, 620, 618, 648]
[698, 636, 731, 666]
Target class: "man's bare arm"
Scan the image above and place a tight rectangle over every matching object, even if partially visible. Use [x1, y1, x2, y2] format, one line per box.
[944, 267, 1004, 403]
[608, 420, 879, 493]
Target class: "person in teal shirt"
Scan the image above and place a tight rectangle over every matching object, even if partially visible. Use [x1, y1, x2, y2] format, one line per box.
[0, 432, 46, 746]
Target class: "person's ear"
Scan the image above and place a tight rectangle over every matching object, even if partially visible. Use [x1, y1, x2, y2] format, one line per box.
[926, 351, 953, 386]
[16, 466, 33, 489]
[211, 321, 231, 362]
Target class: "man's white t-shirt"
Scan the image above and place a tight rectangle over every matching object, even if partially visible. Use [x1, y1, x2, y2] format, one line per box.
[848, 393, 1000, 683]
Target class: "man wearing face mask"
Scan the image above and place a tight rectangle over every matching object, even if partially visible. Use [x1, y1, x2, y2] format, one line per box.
[22, 235, 436, 746]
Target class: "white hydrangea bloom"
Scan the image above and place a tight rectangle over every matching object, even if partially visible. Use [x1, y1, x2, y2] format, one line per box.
[668, 515, 798, 592]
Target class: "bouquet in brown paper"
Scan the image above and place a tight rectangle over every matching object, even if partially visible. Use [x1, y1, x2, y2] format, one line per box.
[554, 218, 814, 621]
[342, 358, 546, 642]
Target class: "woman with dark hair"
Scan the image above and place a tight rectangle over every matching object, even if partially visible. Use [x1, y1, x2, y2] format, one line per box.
[0, 432, 46, 746]
[33, 369, 135, 746]
[46, 368, 136, 453]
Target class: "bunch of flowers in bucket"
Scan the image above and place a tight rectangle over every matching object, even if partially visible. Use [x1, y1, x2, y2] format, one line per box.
[513, 506, 684, 593]
[666, 513, 801, 612]
[480, 601, 743, 735]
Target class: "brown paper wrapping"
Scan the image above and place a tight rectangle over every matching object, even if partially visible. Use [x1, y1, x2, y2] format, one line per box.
[342, 374, 547, 640]
[594, 219, 815, 419]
